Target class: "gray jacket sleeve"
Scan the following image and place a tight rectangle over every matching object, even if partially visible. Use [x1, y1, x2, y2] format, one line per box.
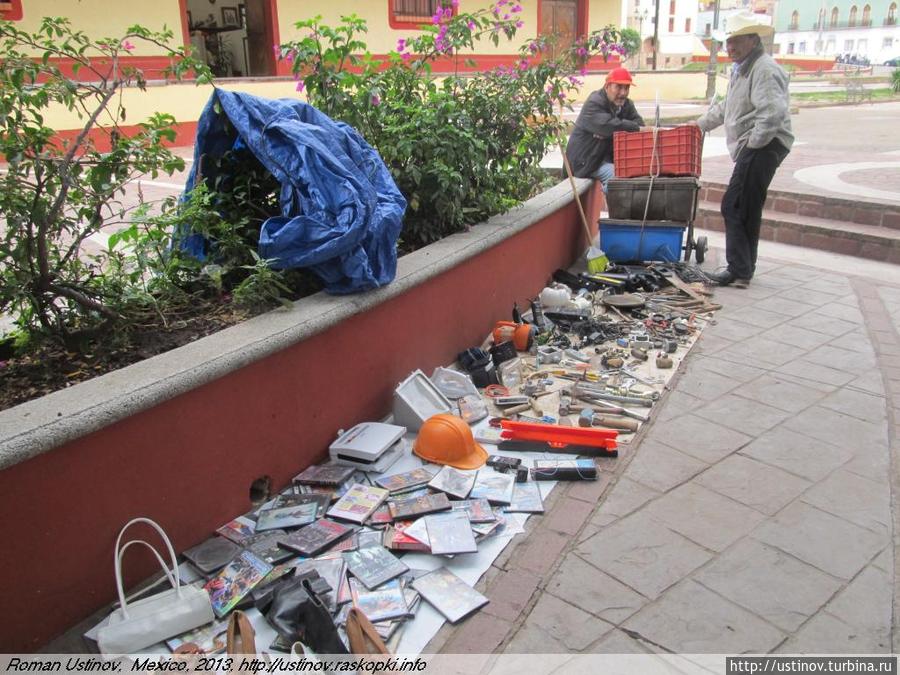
[696, 99, 725, 132]
[747, 65, 790, 149]
[578, 100, 644, 137]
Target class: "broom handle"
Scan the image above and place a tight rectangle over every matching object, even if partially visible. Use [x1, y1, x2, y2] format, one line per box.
[560, 137, 596, 247]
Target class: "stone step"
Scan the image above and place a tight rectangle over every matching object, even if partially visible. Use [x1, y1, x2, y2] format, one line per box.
[696, 199, 900, 264]
[699, 182, 900, 230]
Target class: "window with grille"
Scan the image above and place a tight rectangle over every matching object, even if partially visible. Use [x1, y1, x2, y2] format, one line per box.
[830, 7, 839, 27]
[790, 10, 799, 29]
[668, 17, 674, 31]
[390, 0, 453, 27]
[685, 18, 691, 32]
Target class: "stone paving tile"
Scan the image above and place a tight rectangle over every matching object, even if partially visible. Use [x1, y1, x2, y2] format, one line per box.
[584, 476, 660, 532]
[784, 406, 887, 450]
[481, 568, 541, 623]
[753, 273, 810, 290]
[693, 393, 792, 436]
[643, 414, 752, 464]
[691, 333, 732, 356]
[846, 369, 886, 397]
[873, 547, 893, 573]
[779, 287, 847, 307]
[675, 363, 743, 402]
[586, 628, 653, 654]
[622, 580, 786, 654]
[575, 511, 713, 600]
[824, 565, 892, 638]
[757, 323, 836, 351]
[751, 296, 820, 318]
[440, 612, 513, 654]
[776, 359, 857, 387]
[817, 387, 887, 425]
[835, 293, 860, 308]
[815, 302, 864, 323]
[695, 454, 811, 516]
[655, 390, 705, 423]
[802, 343, 878, 374]
[689, 354, 768, 383]
[828, 330, 876, 355]
[841, 447, 891, 485]
[704, 317, 766, 343]
[712, 306, 790, 329]
[547, 554, 647, 624]
[752, 502, 885, 579]
[622, 439, 708, 493]
[801, 469, 891, 536]
[731, 374, 830, 413]
[503, 593, 613, 653]
[714, 337, 808, 369]
[740, 426, 853, 483]
[775, 612, 891, 654]
[786, 312, 859, 338]
[642, 483, 767, 552]
[693, 539, 843, 633]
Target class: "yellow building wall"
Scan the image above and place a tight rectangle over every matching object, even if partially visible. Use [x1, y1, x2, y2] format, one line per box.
[38, 70, 722, 133]
[276, 1, 625, 55]
[588, 0, 622, 31]
[13, 0, 185, 55]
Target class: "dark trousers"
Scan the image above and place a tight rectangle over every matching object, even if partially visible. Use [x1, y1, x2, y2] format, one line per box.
[720, 138, 789, 279]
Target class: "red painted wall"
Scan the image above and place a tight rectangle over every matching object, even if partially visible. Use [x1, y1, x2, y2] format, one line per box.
[0, 183, 598, 652]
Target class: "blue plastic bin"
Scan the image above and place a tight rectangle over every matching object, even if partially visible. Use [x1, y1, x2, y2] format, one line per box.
[599, 219, 686, 262]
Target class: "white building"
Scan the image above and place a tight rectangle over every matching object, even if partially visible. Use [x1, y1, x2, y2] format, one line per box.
[625, 0, 701, 68]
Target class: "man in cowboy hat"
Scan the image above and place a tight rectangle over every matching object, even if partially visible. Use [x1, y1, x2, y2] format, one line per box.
[690, 11, 793, 288]
[566, 67, 650, 192]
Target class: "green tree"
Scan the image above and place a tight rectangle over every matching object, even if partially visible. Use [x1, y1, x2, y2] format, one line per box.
[0, 17, 212, 349]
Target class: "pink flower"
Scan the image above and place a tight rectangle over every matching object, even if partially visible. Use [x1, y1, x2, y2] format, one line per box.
[511, 4, 522, 12]
[402, 52, 412, 62]
[120, 40, 135, 52]
[295, 79, 305, 92]
[515, 20, 524, 28]
[397, 38, 406, 52]
[452, 0, 460, 6]
[371, 93, 381, 106]
[467, 19, 476, 30]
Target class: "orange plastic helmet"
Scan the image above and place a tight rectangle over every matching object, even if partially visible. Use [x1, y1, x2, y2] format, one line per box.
[413, 414, 488, 470]
[606, 67, 636, 86]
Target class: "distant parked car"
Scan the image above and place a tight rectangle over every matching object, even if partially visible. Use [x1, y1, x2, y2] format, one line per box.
[884, 57, 900, 66]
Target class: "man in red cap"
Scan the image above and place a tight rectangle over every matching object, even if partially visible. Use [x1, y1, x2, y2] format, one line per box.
[565, 67, 649, 192]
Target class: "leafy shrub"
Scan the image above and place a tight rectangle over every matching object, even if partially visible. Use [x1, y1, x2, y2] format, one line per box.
[0, 18, 211, 349]
[892, 68, 900, 93]
[278, 3, 626, 248]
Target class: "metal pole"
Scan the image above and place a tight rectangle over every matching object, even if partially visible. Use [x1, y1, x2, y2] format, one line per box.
[652, 0, 660, 70]
[705, 0, 721, 100]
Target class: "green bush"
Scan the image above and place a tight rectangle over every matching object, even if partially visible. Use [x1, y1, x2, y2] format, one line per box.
[892, 68, 900, 93]
[0, 18, 214, 349]
[278, 3, 626, 248]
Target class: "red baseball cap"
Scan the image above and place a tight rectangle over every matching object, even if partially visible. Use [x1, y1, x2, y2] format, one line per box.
[606, 67, 636, 86]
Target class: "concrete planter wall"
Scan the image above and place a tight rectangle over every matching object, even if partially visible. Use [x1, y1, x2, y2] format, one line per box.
[0, 179, 602, 651]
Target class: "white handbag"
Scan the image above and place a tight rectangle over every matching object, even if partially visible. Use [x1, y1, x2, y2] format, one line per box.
[97, 518, 214, 655]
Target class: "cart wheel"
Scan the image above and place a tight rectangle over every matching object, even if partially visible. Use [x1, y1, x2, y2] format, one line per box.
[695, 236, 708, 264]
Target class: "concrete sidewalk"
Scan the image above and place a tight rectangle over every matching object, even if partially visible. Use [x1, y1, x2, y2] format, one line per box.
[430, 232, 900, 654]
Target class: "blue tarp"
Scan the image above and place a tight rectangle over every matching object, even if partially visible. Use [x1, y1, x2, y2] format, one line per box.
[181, 90, 406, 294]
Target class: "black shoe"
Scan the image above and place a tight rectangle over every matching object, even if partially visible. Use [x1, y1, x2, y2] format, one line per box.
[705, 269, 735, 286]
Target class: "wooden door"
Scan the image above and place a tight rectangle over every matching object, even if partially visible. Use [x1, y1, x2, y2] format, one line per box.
[245, 0, 276, 76]
[540, 0, 580, 57]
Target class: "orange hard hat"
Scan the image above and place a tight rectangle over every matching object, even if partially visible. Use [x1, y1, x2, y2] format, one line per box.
[413, 414, 488, 470]
[606, 67, 636, 86]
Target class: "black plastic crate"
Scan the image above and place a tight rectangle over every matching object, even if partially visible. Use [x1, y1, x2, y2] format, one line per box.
[606, 177, 700, 222]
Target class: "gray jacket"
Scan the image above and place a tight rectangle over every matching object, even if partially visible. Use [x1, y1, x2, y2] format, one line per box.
[697, 45, 794, 160]
[566, 89, 645, 178]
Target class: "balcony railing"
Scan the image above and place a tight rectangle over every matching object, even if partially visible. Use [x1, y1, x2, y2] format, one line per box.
[786, 19, 882, 31]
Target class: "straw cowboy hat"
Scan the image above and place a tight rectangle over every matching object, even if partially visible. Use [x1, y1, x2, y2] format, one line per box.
[712, 11, 774, 42]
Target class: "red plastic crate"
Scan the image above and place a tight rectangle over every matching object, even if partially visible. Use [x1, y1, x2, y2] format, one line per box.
[613, 126, 702, 178]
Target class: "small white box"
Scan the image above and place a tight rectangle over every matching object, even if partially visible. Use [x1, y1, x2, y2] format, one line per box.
[328, 422, 407, 473]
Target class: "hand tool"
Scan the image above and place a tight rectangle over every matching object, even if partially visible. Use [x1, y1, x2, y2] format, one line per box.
[497, 440, 619, 458]
[578, 409, 639, 432]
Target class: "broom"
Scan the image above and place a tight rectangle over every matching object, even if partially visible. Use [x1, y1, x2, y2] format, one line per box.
[559, 134, 608, 274]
